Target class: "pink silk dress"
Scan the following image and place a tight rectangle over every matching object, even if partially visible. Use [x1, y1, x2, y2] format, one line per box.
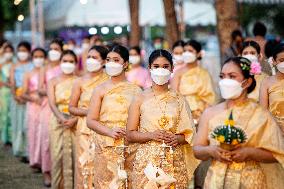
[39, 65, 61, 173]
[126, 66, 152, 89]
[27, 72, 41, 167]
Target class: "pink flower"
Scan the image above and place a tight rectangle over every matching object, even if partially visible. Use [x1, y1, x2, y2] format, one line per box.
[250, 61, 262, 75]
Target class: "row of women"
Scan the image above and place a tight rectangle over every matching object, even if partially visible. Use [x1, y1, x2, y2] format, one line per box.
[0, 36, 284, 189]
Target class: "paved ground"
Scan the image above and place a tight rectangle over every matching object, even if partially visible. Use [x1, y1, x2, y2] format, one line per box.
[0, 144, 47, 189]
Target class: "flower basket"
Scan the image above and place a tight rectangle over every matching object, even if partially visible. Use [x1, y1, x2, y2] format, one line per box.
[211, 111, 247, 150]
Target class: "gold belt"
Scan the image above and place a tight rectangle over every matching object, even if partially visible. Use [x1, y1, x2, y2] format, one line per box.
[212, 160, 259, 171]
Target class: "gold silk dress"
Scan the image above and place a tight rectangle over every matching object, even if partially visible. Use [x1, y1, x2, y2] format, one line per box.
[178, 66, 216, 122]
[92, 81, 141, 189]
[248, 73, 268, 102]
[131, 91, 199, 189]
[204, 99, 284, 189]
[268, 79, 284, 134]
[75, 72, 108, 189]
[49, 76, 76, 189]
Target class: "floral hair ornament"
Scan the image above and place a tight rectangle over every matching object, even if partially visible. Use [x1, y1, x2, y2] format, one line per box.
[239, 57, 262, 75]
[211, 111, 247, 150]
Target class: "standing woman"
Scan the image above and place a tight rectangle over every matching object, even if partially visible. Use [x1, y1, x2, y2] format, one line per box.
[38, 39, 63, 186]
[172, 40, 185, 73]
[69, 45, 109, 189]
[127, 50, 198, 188]
[241, 40, 268, 102]
[126, 46, 151, 89]
[260, 43, 284, 134]
[171, 40, 216, 124]
[48, 50, 78, 189]
[194, 57, 284, 189]
[10, 41, 33, 159]
[0, 44, 14, 146]
[87, 45, 141, 189]
[22, 48, 46, 170]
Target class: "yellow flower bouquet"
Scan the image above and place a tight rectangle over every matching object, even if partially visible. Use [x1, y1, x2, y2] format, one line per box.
[211, 111, 247, 150]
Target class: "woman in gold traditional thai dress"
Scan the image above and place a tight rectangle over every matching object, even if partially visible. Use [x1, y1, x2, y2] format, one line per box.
[87, 45, 141, 189]
[127, 49, 199, 189]
[241, 40, 268, 102]
[171, 39, 216, 188]
[69, 46, 109, 189]
[171, 39, 216, 124]
[193, 57, 284, 189]
[260, 43, 284, 134]
[38, 39, 63, 186]
[48, 50, 78, 189]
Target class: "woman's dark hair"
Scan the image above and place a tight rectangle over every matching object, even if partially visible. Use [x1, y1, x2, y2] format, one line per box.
[4, 43, 14, 52]
[149, 49, 173, 67]
[223, 57, 256, 94]
[129, 46, 141, 55]
[265, 39, 281, 58]
[50, 38, 64, 51]
[172, 40, 185, 50]
[109, 45, 129, 62]
[272, 43, 284, 60]
[231, 30, 242, 40]
[253, 22, 267, 37]
[60, 50, 78, 64]
[185, 39, 202, 53]
[89, 45, 109, 60]
[241, 40, 261, 54]
[17, 41, 31, 52]
[32, 47, 47, 58]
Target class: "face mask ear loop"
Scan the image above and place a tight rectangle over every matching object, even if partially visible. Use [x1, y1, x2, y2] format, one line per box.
[241, 79, 248, 89]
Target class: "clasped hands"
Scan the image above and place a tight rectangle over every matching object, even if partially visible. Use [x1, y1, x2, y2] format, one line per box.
[150, 130, 179, 147]
[208, 145, 253, 163]
[58, 116, 78, 129]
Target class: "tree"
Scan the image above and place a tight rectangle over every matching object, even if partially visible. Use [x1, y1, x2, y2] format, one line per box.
[215, 0, 239, 59]
[239, 3, 284, 37]
[0, 1, 29, 41]
[129, 0, 140, 47]
[163, 0, 180, 49]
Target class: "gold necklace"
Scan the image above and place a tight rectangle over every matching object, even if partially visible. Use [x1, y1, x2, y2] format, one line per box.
[152, 88, 170, 129]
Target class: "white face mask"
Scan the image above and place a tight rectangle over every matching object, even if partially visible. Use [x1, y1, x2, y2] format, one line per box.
[17, 52, 29, 61]
[219, 78, 245, 100]
[105, 62, 124, 76]
[86, 58, 102, 72]
[276, 62, 284, 73]
[82, 43, 90, 50]
[129, 55, 141, 65]
[150, 68, 171, 86]
[68, 45, 75, 50]
[242, 54, 258, 62]
[173, 55, 183, 65]
[60, 62, 75, 74]
[4, 52, 13, 61]
[182, 51, 196, 64]
[48, 50, 61, 61]
[32, 58, 45, 68]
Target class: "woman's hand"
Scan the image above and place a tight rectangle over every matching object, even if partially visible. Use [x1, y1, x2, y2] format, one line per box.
[208, 145, 232, 163]
[62, 117, 78, 129]
[108, 127, 126, 139]
[15, 96, 25, 104]
[149, 130, 168, 142]
[164, 132, 179, 147]
[31, 95, 42, 105]
[229, 146, 251, 163]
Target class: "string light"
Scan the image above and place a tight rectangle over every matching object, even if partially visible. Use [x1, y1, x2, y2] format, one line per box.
[17, 14, 24, 22]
